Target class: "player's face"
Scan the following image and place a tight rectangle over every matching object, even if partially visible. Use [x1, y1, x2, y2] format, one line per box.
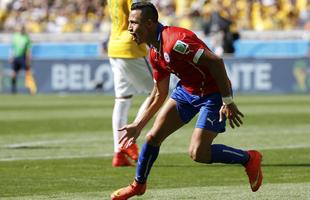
[128, 10, 148, 45]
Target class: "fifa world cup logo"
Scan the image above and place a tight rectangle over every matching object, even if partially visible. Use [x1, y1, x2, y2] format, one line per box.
[293, 60, 309, 92]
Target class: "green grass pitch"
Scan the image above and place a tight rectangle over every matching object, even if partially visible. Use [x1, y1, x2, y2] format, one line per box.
[0, 94, 309, 200]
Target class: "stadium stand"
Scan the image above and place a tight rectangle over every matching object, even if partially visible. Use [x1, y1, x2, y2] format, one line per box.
[0, 0, 308, 33]
[0, 0, 309, 58]
[0, 0, 108, 33]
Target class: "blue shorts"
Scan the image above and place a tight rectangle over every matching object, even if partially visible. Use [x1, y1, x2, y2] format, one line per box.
[170, 83, 226, 133]
[12, 56, 27, 72]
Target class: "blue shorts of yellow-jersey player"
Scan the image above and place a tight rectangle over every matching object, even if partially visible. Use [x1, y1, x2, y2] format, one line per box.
[170, 82, 226, 133]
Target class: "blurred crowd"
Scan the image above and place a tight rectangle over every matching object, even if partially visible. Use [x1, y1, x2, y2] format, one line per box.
[0, 0, 108, 33]
[0, 0, 309, 33]
[156, 0, 309, 31]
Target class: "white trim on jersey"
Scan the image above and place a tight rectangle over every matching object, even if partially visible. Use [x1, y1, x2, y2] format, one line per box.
[193, 48, 204, 64]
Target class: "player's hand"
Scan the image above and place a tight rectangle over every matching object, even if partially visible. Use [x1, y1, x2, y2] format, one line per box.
[118, 123, 142, 148]
[219, 102, 244, 128]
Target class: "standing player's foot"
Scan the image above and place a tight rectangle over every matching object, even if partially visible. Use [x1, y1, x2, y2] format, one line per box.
[121, 143, 139, 162]
[111, 180, 146, 200]
[112, 152, 133, 167]
[245, 150, 263, 192]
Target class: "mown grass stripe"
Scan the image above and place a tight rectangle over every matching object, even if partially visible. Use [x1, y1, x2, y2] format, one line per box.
[2, 183, 310, 200]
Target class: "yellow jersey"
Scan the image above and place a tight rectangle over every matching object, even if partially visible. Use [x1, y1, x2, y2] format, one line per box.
[107, 0, 148, 58]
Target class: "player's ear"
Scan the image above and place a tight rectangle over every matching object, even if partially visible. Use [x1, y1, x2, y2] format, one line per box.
[145, 19, 155, 28]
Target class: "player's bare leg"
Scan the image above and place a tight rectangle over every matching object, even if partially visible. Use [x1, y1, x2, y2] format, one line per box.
[189, 129, 218, 163]
[189, 129, 263, 192]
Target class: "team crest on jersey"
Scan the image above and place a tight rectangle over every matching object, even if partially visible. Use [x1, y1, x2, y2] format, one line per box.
[173, 40, 189, 54]
[164, 52, 170, 63]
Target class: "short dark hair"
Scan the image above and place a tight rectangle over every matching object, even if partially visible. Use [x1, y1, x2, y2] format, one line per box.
[131, 2, 158, 22]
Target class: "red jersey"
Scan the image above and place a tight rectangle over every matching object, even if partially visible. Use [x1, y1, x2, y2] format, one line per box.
[149, 25, 220, 96]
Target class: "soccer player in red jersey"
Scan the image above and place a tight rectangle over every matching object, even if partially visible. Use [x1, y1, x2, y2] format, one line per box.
[111, 2, 263, 199]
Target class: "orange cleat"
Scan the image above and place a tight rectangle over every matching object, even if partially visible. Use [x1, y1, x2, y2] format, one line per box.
[245, 150, 263, 192]
[112, 152, 133, 167]
[121, 143, 139, 162]
[111, 180, 146, 200]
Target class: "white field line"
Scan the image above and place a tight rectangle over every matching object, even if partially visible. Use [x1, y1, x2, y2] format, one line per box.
[0, 154, 113, 162]
[1, 138, 310, 162]
[3, 138, 105, 148]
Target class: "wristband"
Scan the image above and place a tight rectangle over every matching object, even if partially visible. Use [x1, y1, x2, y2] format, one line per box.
[222, 96, 233, 105]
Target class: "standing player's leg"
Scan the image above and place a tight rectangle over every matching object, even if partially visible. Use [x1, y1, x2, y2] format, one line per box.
[11, 58, 20, 94]
[111, 98, 186, 200]
[110, 58, 134, 167]
[11, 71, 17, 94]
[112, 96, 134, 167]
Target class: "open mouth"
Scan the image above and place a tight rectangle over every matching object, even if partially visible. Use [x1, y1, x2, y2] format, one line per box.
[131, 33, 137, 41]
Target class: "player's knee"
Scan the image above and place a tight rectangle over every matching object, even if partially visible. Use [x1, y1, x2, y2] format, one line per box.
[189, 147, 212, 163]
[189, 150, 204, 163]
[145, 133, 161, 146]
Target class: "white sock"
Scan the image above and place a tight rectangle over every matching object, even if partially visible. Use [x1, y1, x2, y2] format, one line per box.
[134, 96, 151, 123]
[112, 98, 132, 153]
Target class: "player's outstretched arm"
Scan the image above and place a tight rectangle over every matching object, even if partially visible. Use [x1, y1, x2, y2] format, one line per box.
[119, 76, 170, 148]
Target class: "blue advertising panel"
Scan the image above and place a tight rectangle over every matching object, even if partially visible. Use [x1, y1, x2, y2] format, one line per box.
[224, 57, 310, 93]
[0, 57, 309, 94]
[0, 59, 113, 94]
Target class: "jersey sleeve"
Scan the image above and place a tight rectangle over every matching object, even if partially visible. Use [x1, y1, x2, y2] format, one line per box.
[26, 36, 32, 50]
[169, 33, 207, 65]
[149, 49, 170, 82]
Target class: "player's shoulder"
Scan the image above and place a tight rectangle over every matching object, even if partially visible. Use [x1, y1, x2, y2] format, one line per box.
[166, 26, 195, 33]
[162, 26, 197, 54]
[163, 26, 196, 40]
